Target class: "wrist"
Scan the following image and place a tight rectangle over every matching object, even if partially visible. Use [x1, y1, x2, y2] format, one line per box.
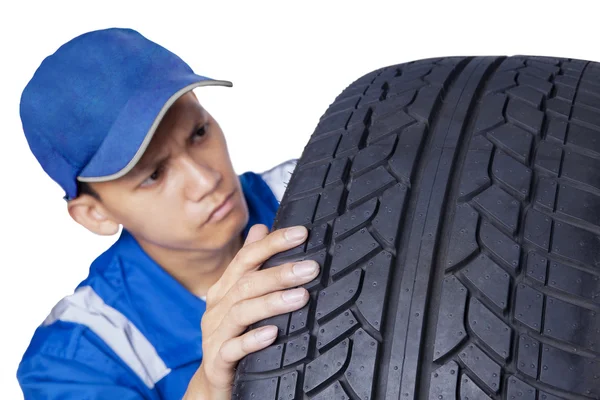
[183, 366, 212, 400]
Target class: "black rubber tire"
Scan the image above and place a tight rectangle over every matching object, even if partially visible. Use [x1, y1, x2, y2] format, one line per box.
[232, 56, 600, 400]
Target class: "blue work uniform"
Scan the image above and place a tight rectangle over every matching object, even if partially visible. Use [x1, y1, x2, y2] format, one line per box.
[17, 161, 296, 400]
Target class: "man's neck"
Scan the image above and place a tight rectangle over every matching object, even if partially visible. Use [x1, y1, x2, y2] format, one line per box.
[136, 233, 245, 298]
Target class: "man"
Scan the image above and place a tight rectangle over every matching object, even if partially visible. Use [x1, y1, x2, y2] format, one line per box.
[17, 27, 319, 399]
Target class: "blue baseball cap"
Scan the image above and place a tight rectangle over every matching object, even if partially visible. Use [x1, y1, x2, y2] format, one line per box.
[20, 27, 232, 200]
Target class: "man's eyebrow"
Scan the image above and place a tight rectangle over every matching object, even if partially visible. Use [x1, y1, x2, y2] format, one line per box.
[128, 152, 170, 180]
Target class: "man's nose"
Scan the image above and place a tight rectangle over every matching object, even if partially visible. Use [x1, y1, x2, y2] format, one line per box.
[179, 156, 222, 201]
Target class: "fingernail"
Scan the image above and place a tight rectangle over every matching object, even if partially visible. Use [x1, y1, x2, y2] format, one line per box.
[255, 326, 278, 342]
[282, 288, 306, 303]
[292, 260, 318, 277]
[285, 226, 307, 242]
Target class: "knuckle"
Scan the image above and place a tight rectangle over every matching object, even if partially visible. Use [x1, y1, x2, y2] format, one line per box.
[235, 275, 254, 298]
[278, 263, 293, 285]
[218, 341, 234, 364]
[264, 292, 282, 314]
[229, 303, 249, 327]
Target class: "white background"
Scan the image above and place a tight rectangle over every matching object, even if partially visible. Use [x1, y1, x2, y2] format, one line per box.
[0, 0, 598, 397]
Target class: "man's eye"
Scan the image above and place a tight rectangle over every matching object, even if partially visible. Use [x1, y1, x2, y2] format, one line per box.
[141, 166, 163, 187]
[193, 125, 207, 140]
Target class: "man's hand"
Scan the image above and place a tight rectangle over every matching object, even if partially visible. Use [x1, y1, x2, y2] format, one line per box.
[184, 224, 319, 399]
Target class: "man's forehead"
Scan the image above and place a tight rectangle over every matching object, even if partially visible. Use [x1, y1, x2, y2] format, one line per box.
[128, 93, 207, 174]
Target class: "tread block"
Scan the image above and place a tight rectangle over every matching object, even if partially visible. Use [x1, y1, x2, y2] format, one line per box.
[458, 136, 493, 200]
[277, 194, 319, 227]
[372, 183, 408, 247]
[336, 124, 368, 158]
[492, 150, 532, 199]
[303, 133, 342, 165]
[424, 64, 455, 86]
[344, 329, 378, 400]
[546, 97, 571, 117]
[573, 104, 600, 130]
[514, 284, 543, 332]
[555, 74, 579, 88]
[551, 221, 600, 269]
[287, 163, 328, 197]
[555, 85, 576, 102]
[458, 343, 501, 393]
[546, 118, 567, 144]
[506, 99, 545, 135]
[283, 333, 310, 366]
[507, 85, 544, 108]
[307, 222, 329, 252]
[330, 229, 380, 279]
[314, 185, 344, 222]
[428, 361, 459, 400]
[479, 221, 521, 271]
[462, 254, 510, 311]
[460, 374, 493, 399]
[356, 251, 393, 332]
[487, 123, 533, 164]
[252, 312, 290, 337]
[468, 298, 512, 359]
[314, 112, 353, 137]
[289, 303, 309, 334]
[534, 178, 557, 212]
[332, 198, 377, 241]
[567, 123, 600, 156]
[517, 72, 553, 96]
[433, 276, 467, 361]
[387, 79, 427, 99]
[523, 209, 552, 251]
[556, 183, 600, 230]
[474, 94, 506, 134]
[303, 339, 349, 393]
[324, 95, 360, 116]
[239, 343, 283, 372]
[408, 86, 441, 121]
[521, 65, 553, 81]
[562, 150, 600, 192]
[547, 260, 600, 304]
[539, 344, 600, 397]
[446, 203, 479, 270]
[534, 141, 562, 176]
[312, 381, 349, 400]
[473, 184, 520, 235]
[368, 110, 415, 144]
[277, 371, 298, 400]
[317, 310, 357, 350]
[316, 269, 361, 322]
[543, 296, 599, 352]
[388, 123, 427, 184]
[506, 375, 536, 400]
[517, 334, 540, 379]
[352, 135, 396, 174]
[484, 70, 517, 95]
[233, 377, 278, 400]
[325, 157, 349, 187]
[525, 251, 548, 284]
[370, 90, 416, 117]
[347, 166, 396, 208]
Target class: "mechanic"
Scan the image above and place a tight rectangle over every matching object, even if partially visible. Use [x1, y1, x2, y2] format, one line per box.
[17, 27, 319, 400]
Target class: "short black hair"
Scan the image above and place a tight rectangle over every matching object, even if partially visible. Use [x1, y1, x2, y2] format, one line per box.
[77, 181, 101, 201]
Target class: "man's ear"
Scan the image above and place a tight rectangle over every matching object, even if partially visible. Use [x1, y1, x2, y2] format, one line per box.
[67, 194, 120, 236]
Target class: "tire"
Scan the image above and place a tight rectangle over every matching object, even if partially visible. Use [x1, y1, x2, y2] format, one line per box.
[232, 56, 600, 399]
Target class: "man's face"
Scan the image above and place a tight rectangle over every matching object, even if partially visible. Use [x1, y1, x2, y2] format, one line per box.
[87, 91, 249, 251]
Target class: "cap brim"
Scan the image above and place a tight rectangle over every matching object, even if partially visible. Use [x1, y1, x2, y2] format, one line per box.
[77, 76, 232, 183]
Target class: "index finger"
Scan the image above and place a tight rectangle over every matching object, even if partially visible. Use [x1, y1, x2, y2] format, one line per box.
[209, 224, 308, 304]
